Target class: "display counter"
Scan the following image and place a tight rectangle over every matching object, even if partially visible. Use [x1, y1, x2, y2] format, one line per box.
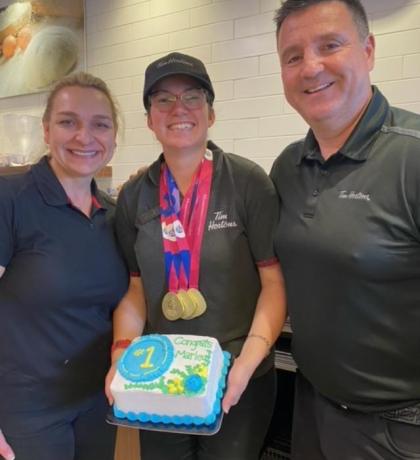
[0, 165, 112, 177]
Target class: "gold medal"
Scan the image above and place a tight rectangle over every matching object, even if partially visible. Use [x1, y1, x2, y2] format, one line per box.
[187, 288, 207, 319]
[178, 289, 196, 319]
[162, 292, 185, 321]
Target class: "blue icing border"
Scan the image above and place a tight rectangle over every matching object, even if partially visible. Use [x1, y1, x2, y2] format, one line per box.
[118, 335, 174, 383]
[114, 351, 231, 426]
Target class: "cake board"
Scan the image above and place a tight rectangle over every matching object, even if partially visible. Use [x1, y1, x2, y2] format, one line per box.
[106, 406, 224, 436]
[106, 357, 233, 436]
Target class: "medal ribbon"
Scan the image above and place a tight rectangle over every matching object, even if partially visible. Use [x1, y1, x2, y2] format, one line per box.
[159, 150, 213, 293]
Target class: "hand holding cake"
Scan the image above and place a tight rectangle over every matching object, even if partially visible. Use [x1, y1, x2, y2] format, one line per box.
[110, 52, 287, 460]
[109, 334, 230, 427]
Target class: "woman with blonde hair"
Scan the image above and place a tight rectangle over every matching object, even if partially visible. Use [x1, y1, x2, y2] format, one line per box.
[0, 72, 128, 460]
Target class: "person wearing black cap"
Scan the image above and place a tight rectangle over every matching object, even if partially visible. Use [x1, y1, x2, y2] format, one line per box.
[105, 52, 287, 460]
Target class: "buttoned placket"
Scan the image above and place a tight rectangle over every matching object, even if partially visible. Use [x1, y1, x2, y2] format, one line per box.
[302, 162, 331, 219]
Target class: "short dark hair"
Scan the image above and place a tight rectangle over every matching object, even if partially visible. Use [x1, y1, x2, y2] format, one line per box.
[274, 0, 369, 41]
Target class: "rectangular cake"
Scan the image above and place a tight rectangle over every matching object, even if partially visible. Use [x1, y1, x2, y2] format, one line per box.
[110, 334, 231, 426]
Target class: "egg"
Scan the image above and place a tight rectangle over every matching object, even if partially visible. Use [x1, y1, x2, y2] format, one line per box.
[17, 27, 32, 51]
[2, 35, 17, 59]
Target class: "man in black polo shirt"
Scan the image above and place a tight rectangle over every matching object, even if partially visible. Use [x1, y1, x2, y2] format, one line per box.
[270, 0, 420, 458]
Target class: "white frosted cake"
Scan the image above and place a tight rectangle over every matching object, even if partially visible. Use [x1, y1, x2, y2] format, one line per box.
[111, 334, 231, 426]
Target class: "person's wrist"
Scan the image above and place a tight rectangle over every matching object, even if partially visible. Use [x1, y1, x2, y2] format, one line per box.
[111, 349, 125, 364]
[111, 339, 131, 357]
[233, 354, 258, 381]
[247, 333, 271, 357]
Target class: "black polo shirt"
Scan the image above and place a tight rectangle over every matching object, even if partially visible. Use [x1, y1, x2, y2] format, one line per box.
[0, 156, 128, 411]
[116, 142, 279, 377]
[271, 87, 420, 412]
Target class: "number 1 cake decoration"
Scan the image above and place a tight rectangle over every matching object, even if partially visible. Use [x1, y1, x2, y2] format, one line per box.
[117, 335, 174, 382]
[110, 334, 231, 430]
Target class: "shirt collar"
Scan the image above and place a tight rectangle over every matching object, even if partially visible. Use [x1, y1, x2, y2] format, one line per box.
[30, 156, 107, 210]
[296, 86, 389, 165]
[147, 141, 223, 186]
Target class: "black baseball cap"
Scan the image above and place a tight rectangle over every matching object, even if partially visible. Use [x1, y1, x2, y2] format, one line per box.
[143, 52, 215, 109]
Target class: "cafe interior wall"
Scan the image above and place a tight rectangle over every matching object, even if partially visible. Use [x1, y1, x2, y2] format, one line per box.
[0, 0, 420, 192]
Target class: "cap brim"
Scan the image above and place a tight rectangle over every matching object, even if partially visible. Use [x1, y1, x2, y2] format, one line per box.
[143, 71, 214, 109]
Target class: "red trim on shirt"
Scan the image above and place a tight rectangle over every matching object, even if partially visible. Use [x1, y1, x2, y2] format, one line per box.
[66, 195, 103, 210]
[91, 196, 103, 210]
[256, 257, 279, 268]
[130, 272, 141, 278]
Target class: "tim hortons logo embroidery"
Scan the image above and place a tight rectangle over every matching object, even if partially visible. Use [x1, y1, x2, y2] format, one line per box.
[157, 58, 194, 68]
[208, 211, 238, 231]
[339, 191, 371, 201]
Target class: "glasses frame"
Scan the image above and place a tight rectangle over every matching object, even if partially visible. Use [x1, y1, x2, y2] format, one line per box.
[148, 87, 209, 112]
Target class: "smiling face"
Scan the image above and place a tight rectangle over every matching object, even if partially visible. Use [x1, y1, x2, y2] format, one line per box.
[43, 86, 116, 180]
[147, 76, 215, 155]
[277, 1, 375, 133]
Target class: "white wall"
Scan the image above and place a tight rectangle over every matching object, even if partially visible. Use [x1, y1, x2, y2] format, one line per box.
[1, 0, 420, 190]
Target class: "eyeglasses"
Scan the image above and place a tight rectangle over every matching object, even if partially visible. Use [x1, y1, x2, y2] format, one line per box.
[149, 88, 208, 111]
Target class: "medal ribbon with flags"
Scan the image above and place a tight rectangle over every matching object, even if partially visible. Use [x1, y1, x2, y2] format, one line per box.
[159, 150, 213, 294]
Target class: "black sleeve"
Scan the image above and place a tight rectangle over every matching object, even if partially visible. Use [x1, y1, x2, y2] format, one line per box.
[115, 183, 141, 275]
[0, 178, 16, 267]
[245, 164, 280, 265]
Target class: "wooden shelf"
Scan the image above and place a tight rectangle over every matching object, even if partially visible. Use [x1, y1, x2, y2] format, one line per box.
[114, 427, 140, 460]
[95, 166, 113, 178]
[0, 165, 112, 178]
